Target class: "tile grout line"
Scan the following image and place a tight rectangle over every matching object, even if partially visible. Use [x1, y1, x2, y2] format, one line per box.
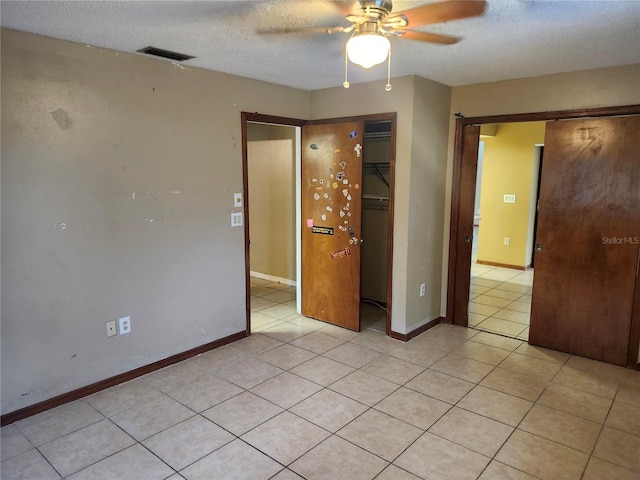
[6, 277, 634, 479]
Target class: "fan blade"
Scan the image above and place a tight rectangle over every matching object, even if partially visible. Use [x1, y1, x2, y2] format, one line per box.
[387, 0, 487, 28]
[257, 25, 348, 36]
[396, 30, 460, 45]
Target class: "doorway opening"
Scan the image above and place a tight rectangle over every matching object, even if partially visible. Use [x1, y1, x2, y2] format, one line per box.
[246, 121, 301, 333]
[447, 105, 640, 366]
[467, 122, 544, 340]
[242, 112, 396, 336]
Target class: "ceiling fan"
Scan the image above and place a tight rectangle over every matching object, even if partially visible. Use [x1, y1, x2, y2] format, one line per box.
[261, 0, 487, 90]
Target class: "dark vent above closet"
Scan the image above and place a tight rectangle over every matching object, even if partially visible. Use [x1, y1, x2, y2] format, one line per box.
[136, 46, 195, 62]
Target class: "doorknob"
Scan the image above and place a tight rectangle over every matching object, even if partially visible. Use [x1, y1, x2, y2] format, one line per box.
[535, 243, 544, 251]
[464, 235, 473, 244]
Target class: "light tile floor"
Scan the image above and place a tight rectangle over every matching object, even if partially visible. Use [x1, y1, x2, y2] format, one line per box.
[249, 277, 387, 335]
[469, 225, 533, 341]
[469, 262, 533, 341]
[2, 278, 639, 480]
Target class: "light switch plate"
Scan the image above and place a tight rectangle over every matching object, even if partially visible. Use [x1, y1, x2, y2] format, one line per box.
[231, 212, 243, 227]
[234, 193, 243, 208]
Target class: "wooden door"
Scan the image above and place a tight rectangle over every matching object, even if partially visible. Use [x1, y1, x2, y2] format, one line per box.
[529, 116, 640, 365]
[301, 121, 364, 330]
[449, 124, 480, 326]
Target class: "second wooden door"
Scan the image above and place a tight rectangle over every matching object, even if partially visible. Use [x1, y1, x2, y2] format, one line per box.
[529, 116, 640, 365]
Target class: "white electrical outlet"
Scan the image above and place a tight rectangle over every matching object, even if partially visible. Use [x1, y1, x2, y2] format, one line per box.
[504, 237, 510, 245]
[419, 283, 426, 297]
[106, 320, 117, 337]
[233, 193, 243, 208]
[118, 316, 131, 335]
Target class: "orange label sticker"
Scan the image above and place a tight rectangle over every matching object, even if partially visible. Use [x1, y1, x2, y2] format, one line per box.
[330, 248, 351, 260]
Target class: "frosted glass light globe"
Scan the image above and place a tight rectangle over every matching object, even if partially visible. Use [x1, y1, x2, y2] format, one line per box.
[346, 33, 390, 69]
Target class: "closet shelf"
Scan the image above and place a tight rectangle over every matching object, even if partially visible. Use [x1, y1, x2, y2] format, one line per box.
[363, 194, 389, 202]
[363, 162, 390, 171]
[364, 131, 391, 139]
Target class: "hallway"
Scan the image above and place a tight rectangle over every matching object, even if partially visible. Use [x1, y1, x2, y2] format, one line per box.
[469, 263, 532, 341]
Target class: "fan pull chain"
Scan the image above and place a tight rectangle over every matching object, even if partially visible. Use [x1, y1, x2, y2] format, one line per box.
[385, 45, 392, 92]
[343, 47, 350, 89]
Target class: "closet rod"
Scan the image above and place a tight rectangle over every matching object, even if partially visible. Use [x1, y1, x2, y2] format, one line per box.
[362, 163, 390, 188]
[373, 165, 389, 188]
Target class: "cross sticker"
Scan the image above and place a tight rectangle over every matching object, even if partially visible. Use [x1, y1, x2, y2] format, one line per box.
[354, 143, 362, 157]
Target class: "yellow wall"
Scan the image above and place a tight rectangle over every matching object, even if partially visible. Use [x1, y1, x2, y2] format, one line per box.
[477, 122, 545, 267]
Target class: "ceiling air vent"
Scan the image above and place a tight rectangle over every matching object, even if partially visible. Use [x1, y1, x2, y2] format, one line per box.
[137, 46, 194, 62]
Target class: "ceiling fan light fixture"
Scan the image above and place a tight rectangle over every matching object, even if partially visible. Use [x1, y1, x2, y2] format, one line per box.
[346, 32, 390, 68]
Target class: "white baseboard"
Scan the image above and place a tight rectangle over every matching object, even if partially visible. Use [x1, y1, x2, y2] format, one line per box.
[250, 271, 296, 287]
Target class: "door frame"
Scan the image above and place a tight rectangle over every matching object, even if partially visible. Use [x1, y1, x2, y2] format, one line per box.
[242, 112, 397, 337]
[529, 145, 544, 268]
[241, 113, 306, 335]
[446, 104, 640, 366]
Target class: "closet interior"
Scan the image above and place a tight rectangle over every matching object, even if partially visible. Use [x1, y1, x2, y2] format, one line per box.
[360, 121, 392, 315]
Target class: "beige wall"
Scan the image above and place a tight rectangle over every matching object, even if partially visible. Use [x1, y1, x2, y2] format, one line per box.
[4, 26, 638, 415]
[247, 124, 296, 282]
[311, 77, 415, 334]
[477, 122, 545, 268]
[405, 76, 452, 331]
[442, 64, 640, 314]
[450, 64, 640, 117]
[311, 75, 452, 333]
[0, 28, 310, 414]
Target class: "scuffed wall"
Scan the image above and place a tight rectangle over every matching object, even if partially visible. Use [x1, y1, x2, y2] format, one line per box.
[1, 28, 310, 414]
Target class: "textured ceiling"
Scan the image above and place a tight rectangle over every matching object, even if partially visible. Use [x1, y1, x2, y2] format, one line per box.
[1, 0, 639, 90]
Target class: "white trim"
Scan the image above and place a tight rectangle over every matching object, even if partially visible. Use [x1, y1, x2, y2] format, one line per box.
[295, 126, 302, 314]
[250, 271, 296, 287]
